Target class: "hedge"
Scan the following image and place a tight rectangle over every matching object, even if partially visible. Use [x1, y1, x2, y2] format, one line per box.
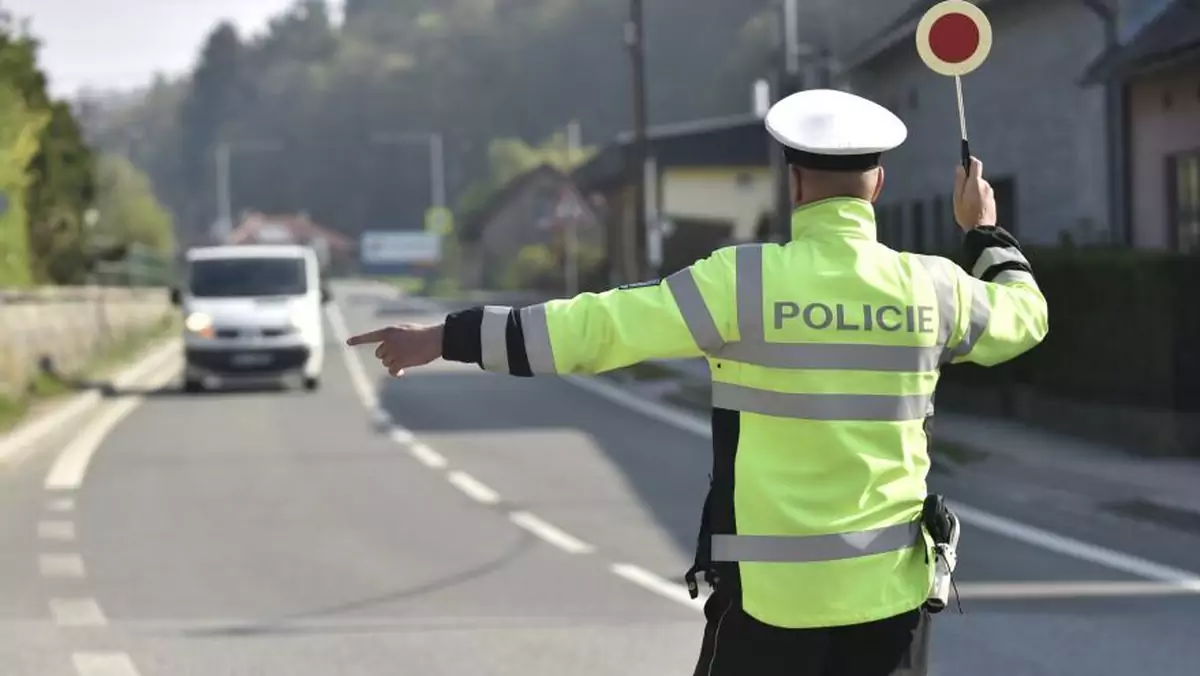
[940, 247, 1200, 412]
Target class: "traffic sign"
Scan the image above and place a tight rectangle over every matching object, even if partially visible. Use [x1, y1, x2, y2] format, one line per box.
[916, 0, 993, 168]
[424, 206, 453, 235]
[551, 186, 589, 222]
[916, 0, 992, 78]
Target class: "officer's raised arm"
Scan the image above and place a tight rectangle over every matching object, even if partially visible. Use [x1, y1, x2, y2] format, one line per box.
[944, 157, 1049, 366]
[440, 250, 736, 376]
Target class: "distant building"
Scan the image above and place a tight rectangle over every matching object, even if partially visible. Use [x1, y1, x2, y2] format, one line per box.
[457, 164, 600, 290]
[572, 115, 773, 283]
[1082, 0, 1200, 251]
[227, 212, 356, 272]
[844, 0, 1116, 248]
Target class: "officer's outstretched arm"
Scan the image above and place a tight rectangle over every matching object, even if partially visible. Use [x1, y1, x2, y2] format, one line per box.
[946, 226, 1049, 366]
[440, 251, 736, 376]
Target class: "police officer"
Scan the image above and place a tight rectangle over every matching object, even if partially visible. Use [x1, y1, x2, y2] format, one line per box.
[348, 88, 1049, 676]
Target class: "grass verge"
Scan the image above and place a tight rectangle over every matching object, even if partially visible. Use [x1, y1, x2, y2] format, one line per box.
[0, 313, 179, 435]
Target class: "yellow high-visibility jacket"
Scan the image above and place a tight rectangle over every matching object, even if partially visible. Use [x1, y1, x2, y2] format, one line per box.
[441, 197, 1048, 629]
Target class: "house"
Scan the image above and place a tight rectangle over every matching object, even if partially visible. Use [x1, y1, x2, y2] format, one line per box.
[572, 115, 774, 283]
[457, 164, 600, 290]
[226, 212, 356, 272]
[1082, 0, 1200, 251]
[843, 0, 1117, 249]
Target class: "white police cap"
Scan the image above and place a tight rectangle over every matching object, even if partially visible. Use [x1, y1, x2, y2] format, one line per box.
[765, 89, 907, 171]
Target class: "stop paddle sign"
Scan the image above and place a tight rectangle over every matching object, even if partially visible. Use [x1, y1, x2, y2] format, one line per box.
[915, 0, 993, 167]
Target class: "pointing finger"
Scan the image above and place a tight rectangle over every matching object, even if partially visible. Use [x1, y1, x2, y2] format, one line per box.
[346, 328, 390, 346]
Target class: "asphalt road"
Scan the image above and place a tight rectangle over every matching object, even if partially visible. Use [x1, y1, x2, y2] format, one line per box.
[3, 278, 1200, 676]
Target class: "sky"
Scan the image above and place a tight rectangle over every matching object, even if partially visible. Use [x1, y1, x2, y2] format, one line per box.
[4, 0, 314, 96]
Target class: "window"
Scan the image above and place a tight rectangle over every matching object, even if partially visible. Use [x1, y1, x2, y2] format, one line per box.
[1170, 151, 1200, 253]
[893, 205, 907, 251]
[911, 201, 926, 252]
[188, 257, 308, 298]
[931, 195, 946, 252]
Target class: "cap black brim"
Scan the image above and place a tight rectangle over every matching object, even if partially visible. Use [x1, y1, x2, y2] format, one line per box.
[783, 147, 882, 171]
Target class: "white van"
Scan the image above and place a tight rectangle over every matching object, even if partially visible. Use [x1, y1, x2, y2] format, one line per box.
[171, 245, 329, 393]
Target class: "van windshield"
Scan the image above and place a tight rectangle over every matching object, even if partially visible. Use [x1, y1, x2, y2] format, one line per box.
[188, 257, 308, 298]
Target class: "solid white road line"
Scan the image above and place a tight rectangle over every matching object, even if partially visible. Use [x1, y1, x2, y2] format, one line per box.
[509, 511, 595, 554]
[48, 498, 76, 513]
[610, 563, 707, 611]
[447, 471, 501, 505]
[325, 303, 379, 410]
[0, 341, 178, 469]
[37, 520, 76, 542]
[39, 554, 85, 579]
[409, 443, 448, 469]
[73, 652, 140, 676]
[565, 371, 1200, 588]
[50, 598, 108, 627]
[44, 357, 179, 492]
[956, 580, 1200, 600]
[948, 502, 1200, 589]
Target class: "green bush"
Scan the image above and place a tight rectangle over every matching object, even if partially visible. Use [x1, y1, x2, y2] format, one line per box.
[940, 247, 1200, 411]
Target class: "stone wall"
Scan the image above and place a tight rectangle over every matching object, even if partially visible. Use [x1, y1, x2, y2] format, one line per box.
[0, 287, 172, 398]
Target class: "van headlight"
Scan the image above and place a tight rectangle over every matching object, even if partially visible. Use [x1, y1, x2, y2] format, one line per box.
[185, 312, 213, 334]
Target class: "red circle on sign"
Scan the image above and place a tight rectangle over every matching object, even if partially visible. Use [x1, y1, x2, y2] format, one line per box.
[928, 13, 979, 64]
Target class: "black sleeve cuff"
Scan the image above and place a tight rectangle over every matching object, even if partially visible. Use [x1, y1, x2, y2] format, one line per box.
[962, 225, 1022, 263]
[442, 307, 483, 364]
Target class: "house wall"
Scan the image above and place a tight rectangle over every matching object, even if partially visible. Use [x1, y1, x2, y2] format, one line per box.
[849, 0, 1112, 247]
[661, 167, 773, 243]
[477, 174, 603, 289]
[1127, 58, 1200, 249]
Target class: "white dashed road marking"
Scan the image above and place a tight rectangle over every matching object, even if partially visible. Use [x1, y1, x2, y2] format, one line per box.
[73, 652, 140, 676]
[409, 442, 448, 469]
[39, 554, 85, 579]
[48, 498, 76, 512]
[38, 520, 76, 542]
[447, 471, 501, 505]
[509, 511, 596, 554]
[50, 598, 108, 627]
[610, 563, 707, 611]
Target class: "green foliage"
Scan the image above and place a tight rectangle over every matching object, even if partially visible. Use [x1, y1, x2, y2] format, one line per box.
[0, 13, 97, 285]
[456, 132, 597, 217]
[500, 243, 557, 291]
[93, 153, 176, 256]
[77, 0, 774, 247]
[0, 81, 47, 286]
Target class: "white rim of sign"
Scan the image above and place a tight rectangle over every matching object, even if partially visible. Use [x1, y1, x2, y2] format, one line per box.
[915, 0, 993, 77]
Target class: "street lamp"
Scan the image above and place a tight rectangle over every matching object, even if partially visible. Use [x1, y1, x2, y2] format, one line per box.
[369, 131, 447, 212]
[214, 140, 284, 243]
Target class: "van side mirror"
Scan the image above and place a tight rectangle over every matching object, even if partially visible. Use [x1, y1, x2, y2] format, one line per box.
[320, 285, 332, 304]
[169, 287, 182, 306]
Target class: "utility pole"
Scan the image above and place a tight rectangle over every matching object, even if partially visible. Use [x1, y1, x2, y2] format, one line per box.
[626, 0, 648, 283]
[773, 0, 805, 243]
[214, 143, 232, 244]
[565, 120, 582, 297]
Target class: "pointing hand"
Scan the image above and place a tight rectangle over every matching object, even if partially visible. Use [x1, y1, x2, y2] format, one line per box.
[345, 324, 444, 377]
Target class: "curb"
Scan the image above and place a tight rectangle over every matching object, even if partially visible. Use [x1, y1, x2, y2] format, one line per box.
[0, 338, 181, 466]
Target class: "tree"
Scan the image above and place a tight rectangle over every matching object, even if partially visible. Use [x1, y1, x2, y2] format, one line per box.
[0, 83, 47, 287]
[93, 154, 175, 256]
[177, 22, 244, 229]
[0, 14, 96, 285]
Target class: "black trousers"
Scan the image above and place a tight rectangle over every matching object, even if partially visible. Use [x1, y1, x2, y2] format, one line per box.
[693, 590, 931, 676]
